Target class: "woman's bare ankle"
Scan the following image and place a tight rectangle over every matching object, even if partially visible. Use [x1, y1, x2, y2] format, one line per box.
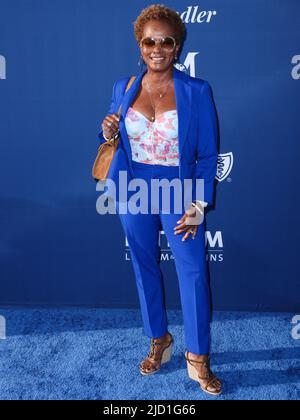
[188, 352, 209, 361]
[154, 332, 171, 342]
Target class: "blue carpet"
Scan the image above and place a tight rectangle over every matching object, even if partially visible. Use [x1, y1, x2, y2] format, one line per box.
[0, 309, 299, 400]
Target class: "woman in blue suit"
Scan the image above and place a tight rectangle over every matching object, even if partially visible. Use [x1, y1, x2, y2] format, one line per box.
[98, 4, 221, 396]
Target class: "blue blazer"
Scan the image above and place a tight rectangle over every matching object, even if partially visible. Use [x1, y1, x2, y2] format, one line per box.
[98, 66, 218, 206]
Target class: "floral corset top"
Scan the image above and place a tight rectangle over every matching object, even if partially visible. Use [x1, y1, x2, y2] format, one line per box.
[124, 106, 179, 166]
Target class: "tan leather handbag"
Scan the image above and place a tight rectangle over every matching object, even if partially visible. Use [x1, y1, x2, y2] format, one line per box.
[92, 76, 136, 181]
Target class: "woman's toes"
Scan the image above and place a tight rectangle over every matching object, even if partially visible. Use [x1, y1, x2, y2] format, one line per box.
[141, 361, 155, 373]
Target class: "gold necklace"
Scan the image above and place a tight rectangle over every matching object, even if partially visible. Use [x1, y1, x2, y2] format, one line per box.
[145, 77, 172, 121]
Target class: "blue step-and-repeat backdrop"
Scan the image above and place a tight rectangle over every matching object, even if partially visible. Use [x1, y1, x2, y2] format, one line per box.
[0, 1, 299, 311]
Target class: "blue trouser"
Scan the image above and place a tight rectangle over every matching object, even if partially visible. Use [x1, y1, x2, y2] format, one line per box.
[115, 160, 211, 355]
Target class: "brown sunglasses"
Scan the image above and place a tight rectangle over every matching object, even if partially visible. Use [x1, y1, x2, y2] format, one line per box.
[139, 36, 177, 51]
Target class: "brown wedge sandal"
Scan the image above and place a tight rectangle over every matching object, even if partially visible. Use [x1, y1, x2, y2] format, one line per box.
[140, 332, 174, 376]
[185, 351, 222, 396]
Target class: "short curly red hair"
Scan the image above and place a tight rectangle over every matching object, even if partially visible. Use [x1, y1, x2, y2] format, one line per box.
[133, 4, 186, 45]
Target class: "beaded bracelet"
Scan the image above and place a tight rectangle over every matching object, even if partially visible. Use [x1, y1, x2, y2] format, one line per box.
[191, 201, 204, 216]
[103, 131, 120, 141]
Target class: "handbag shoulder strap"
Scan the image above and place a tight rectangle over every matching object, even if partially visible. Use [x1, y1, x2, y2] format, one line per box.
[117, 76, 136, 117]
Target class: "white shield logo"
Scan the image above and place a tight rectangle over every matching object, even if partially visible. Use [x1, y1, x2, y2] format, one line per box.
[0, 315, 6, 340]
[216, 152, 233, 182]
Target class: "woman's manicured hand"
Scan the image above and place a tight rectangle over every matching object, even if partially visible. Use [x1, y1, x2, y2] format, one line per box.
[101, 113, 120, 140]
[174, 205, 202, 241]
